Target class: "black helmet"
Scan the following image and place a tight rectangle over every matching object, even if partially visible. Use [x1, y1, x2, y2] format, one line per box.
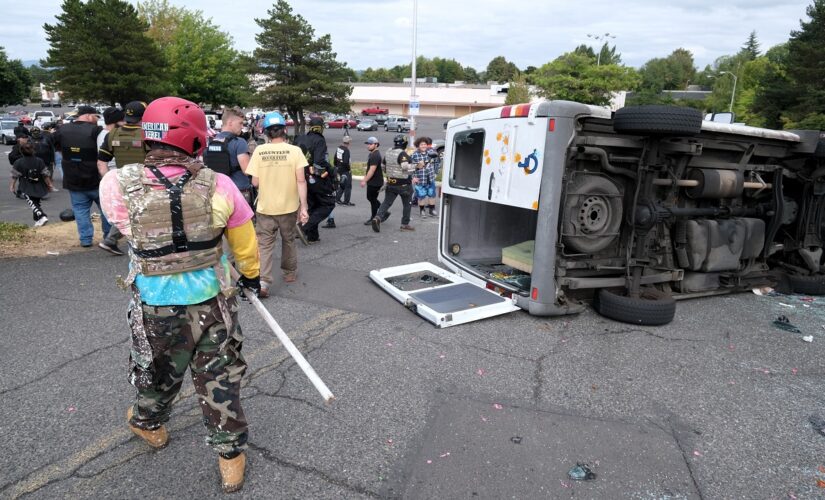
[59, 208, 75, 222]
[18, 120, 24, 126]
[31, 127, 42, 139]
[393, 134, 408, 149]
[308, 113, 324, 127]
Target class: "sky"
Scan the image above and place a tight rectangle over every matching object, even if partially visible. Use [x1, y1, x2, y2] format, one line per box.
[2, 0, 815, 71]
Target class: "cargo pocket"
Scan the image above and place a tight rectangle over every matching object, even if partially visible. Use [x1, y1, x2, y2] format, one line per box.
[127, 302, 155, 390]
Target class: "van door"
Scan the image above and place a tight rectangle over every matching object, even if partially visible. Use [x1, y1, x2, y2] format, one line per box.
[442, 109, 548, 211]
[369, 262, 520, 328]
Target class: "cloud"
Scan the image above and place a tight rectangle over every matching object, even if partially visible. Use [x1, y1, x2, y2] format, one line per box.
[4, 0, 812, 73]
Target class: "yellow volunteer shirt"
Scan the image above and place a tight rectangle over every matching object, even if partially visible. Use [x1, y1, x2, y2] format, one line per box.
[246, 142, 307, 216]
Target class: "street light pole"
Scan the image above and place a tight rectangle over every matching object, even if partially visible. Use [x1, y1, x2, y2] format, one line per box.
[409, 0, 418, 142]
[586, 32, 616, 66]
[719, 71, 738, 113]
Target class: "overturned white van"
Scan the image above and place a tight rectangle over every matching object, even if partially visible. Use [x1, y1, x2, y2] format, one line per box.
[371, 101, 825, 327]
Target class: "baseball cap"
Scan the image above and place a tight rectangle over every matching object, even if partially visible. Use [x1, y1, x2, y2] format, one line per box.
[76, 105, 98, 117]
[124, 101, 146, 124]
[365, 136, 379, 145]
[342, 136, 352, 143]
[103, 107, 125, 125]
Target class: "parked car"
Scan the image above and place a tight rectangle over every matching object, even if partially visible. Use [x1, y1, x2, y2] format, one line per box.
[373, 114, 389, 125]
[361, 106, 389, 116]
[384, 116, 410, 132]
[33, 111, 56, 124]
[326, 118, 357, 129]
[0, 120, 17, 144]
[356, 119, 378, 131]
[370, 101, 825, 329]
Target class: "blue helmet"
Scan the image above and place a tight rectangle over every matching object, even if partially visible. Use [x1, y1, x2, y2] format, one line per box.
[263, 111, 286, 129]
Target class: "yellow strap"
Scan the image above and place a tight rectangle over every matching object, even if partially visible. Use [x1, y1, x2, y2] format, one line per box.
[225, 220, 260, 279]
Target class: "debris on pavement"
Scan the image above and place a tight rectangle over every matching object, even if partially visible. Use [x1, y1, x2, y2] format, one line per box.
[752, 287, 775, 296]
[773, 315, 802, 333]
[493, 403, 503, 410]
[46, 251, 60, 255]
[567, 463, 596, 481]
[803, 335, 814, 343]
[809, 415, 825, 436]
[510, 436, 522, 444]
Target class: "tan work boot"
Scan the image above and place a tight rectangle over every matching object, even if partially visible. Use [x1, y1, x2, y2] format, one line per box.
[219, 453, 246, 493]
[126, 407, 169, 448]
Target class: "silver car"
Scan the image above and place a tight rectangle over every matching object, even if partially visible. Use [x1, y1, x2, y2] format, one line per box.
[0, 120, 17, 145]
[384, 116, 410, 132]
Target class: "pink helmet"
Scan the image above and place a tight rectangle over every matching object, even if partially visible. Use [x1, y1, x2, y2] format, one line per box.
[141, 97, 207, 156]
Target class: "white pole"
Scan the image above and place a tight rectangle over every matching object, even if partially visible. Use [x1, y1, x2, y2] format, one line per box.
[230, 268, 335, 403]
[410, 0, 418, 143]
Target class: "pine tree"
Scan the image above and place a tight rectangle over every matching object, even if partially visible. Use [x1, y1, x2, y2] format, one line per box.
[784, 0, 825, 128]
[43, 0, 167, 104]
[741, 31, 761, 60]
[253, 0, 352, 134]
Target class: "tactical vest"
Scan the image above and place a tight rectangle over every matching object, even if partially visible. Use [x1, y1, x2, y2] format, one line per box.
[203, 134, 237, 177]
[117, 164, 224, 277]
[384, 148, 411, 179]
[109, 126, 146, 168]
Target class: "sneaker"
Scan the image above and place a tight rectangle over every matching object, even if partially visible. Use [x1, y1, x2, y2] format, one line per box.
[364, 219, 373, 226]
[219, 453, 246, 493]
[420, 210, 427, 219]
[34, 216, 48, 227]
[81, 242, 93, 248]
[381, 211, 391, 223]
[371, 217, 381, 233]
[98, 241, 125, 256]
[322, 219, 336, 228]
[400, 225, 415, 231]
[345, 202, 356, 206]
[429, 210, 438, 217]
[258, 286, 270, 299]
[284, 274, 297, 283]
[126, 407, 169, 449]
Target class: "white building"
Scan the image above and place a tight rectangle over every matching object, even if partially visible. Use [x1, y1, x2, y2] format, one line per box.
[349, 82, 516, 118]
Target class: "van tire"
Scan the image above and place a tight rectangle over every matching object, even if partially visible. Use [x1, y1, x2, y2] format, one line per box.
[613, 105, 702, 136]
[787, 273, 825, 295]
[593, 288, 676, 326]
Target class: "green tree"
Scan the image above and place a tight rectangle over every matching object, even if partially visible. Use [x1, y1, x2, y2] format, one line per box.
[783, 0, 825, 129]
[485, 56, 519, 83]
[504, 74, 530, 105]
[462, 65, 482, 83]
[632, 48, 697, 105]
[44, 0, 167, 104]
[137, 0, 187, 51]
[254, 0, 352, 134]
[531, 52, 639, 106]
[572, 44, 596, 60]
[27, 65, 56, 86]
[741, 31, 761, 60]
[432, 57, 465, 83]
[597, 43, 622, 65]
[0, 48, 33, 106]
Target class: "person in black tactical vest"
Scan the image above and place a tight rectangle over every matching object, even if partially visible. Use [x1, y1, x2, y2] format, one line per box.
[203, 108, 252, 205]
[14, 120, 30, 140]
[371, 134, 417, 233]
[51, 105, 110, 248]
[96, 101, 147, 255]
[30, 127, 56, 183]
[295, 114, 336, 243]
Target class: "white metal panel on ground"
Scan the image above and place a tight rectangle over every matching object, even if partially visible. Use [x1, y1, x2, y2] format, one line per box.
[369, 262, 520, 328]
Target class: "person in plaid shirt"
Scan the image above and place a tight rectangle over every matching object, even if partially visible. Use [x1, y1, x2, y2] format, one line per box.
[411, 137, 438, 218]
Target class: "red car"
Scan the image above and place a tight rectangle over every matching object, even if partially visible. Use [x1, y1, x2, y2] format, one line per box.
[361, 107, 388, 116]
[326, 118, 357, 129]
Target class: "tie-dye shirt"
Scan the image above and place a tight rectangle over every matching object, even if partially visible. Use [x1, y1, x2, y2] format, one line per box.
[100, 165, 253, 306]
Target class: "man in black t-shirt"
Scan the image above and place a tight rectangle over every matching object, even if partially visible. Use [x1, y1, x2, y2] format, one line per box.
[360, 136, 385, 225]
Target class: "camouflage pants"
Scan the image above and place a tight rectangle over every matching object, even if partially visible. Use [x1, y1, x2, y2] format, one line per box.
[127, 295, 248, 456]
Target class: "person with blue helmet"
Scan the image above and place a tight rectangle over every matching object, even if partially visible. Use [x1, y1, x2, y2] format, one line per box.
[246, 111, 310, 297]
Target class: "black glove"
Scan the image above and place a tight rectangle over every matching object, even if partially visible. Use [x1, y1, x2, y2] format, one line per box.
[236, 274, 261, 299]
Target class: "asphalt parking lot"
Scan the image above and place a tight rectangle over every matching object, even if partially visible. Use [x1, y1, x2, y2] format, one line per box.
[1, 120, 824, 498]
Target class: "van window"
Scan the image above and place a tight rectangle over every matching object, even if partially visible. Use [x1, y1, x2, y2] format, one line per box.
[449, 129, 485, 191]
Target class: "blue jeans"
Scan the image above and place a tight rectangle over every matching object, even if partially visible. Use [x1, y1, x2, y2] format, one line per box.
[69, 189, 111, 245]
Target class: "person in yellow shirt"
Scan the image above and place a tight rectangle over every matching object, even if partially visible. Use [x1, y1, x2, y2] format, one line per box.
[246, 112, 309, 297]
